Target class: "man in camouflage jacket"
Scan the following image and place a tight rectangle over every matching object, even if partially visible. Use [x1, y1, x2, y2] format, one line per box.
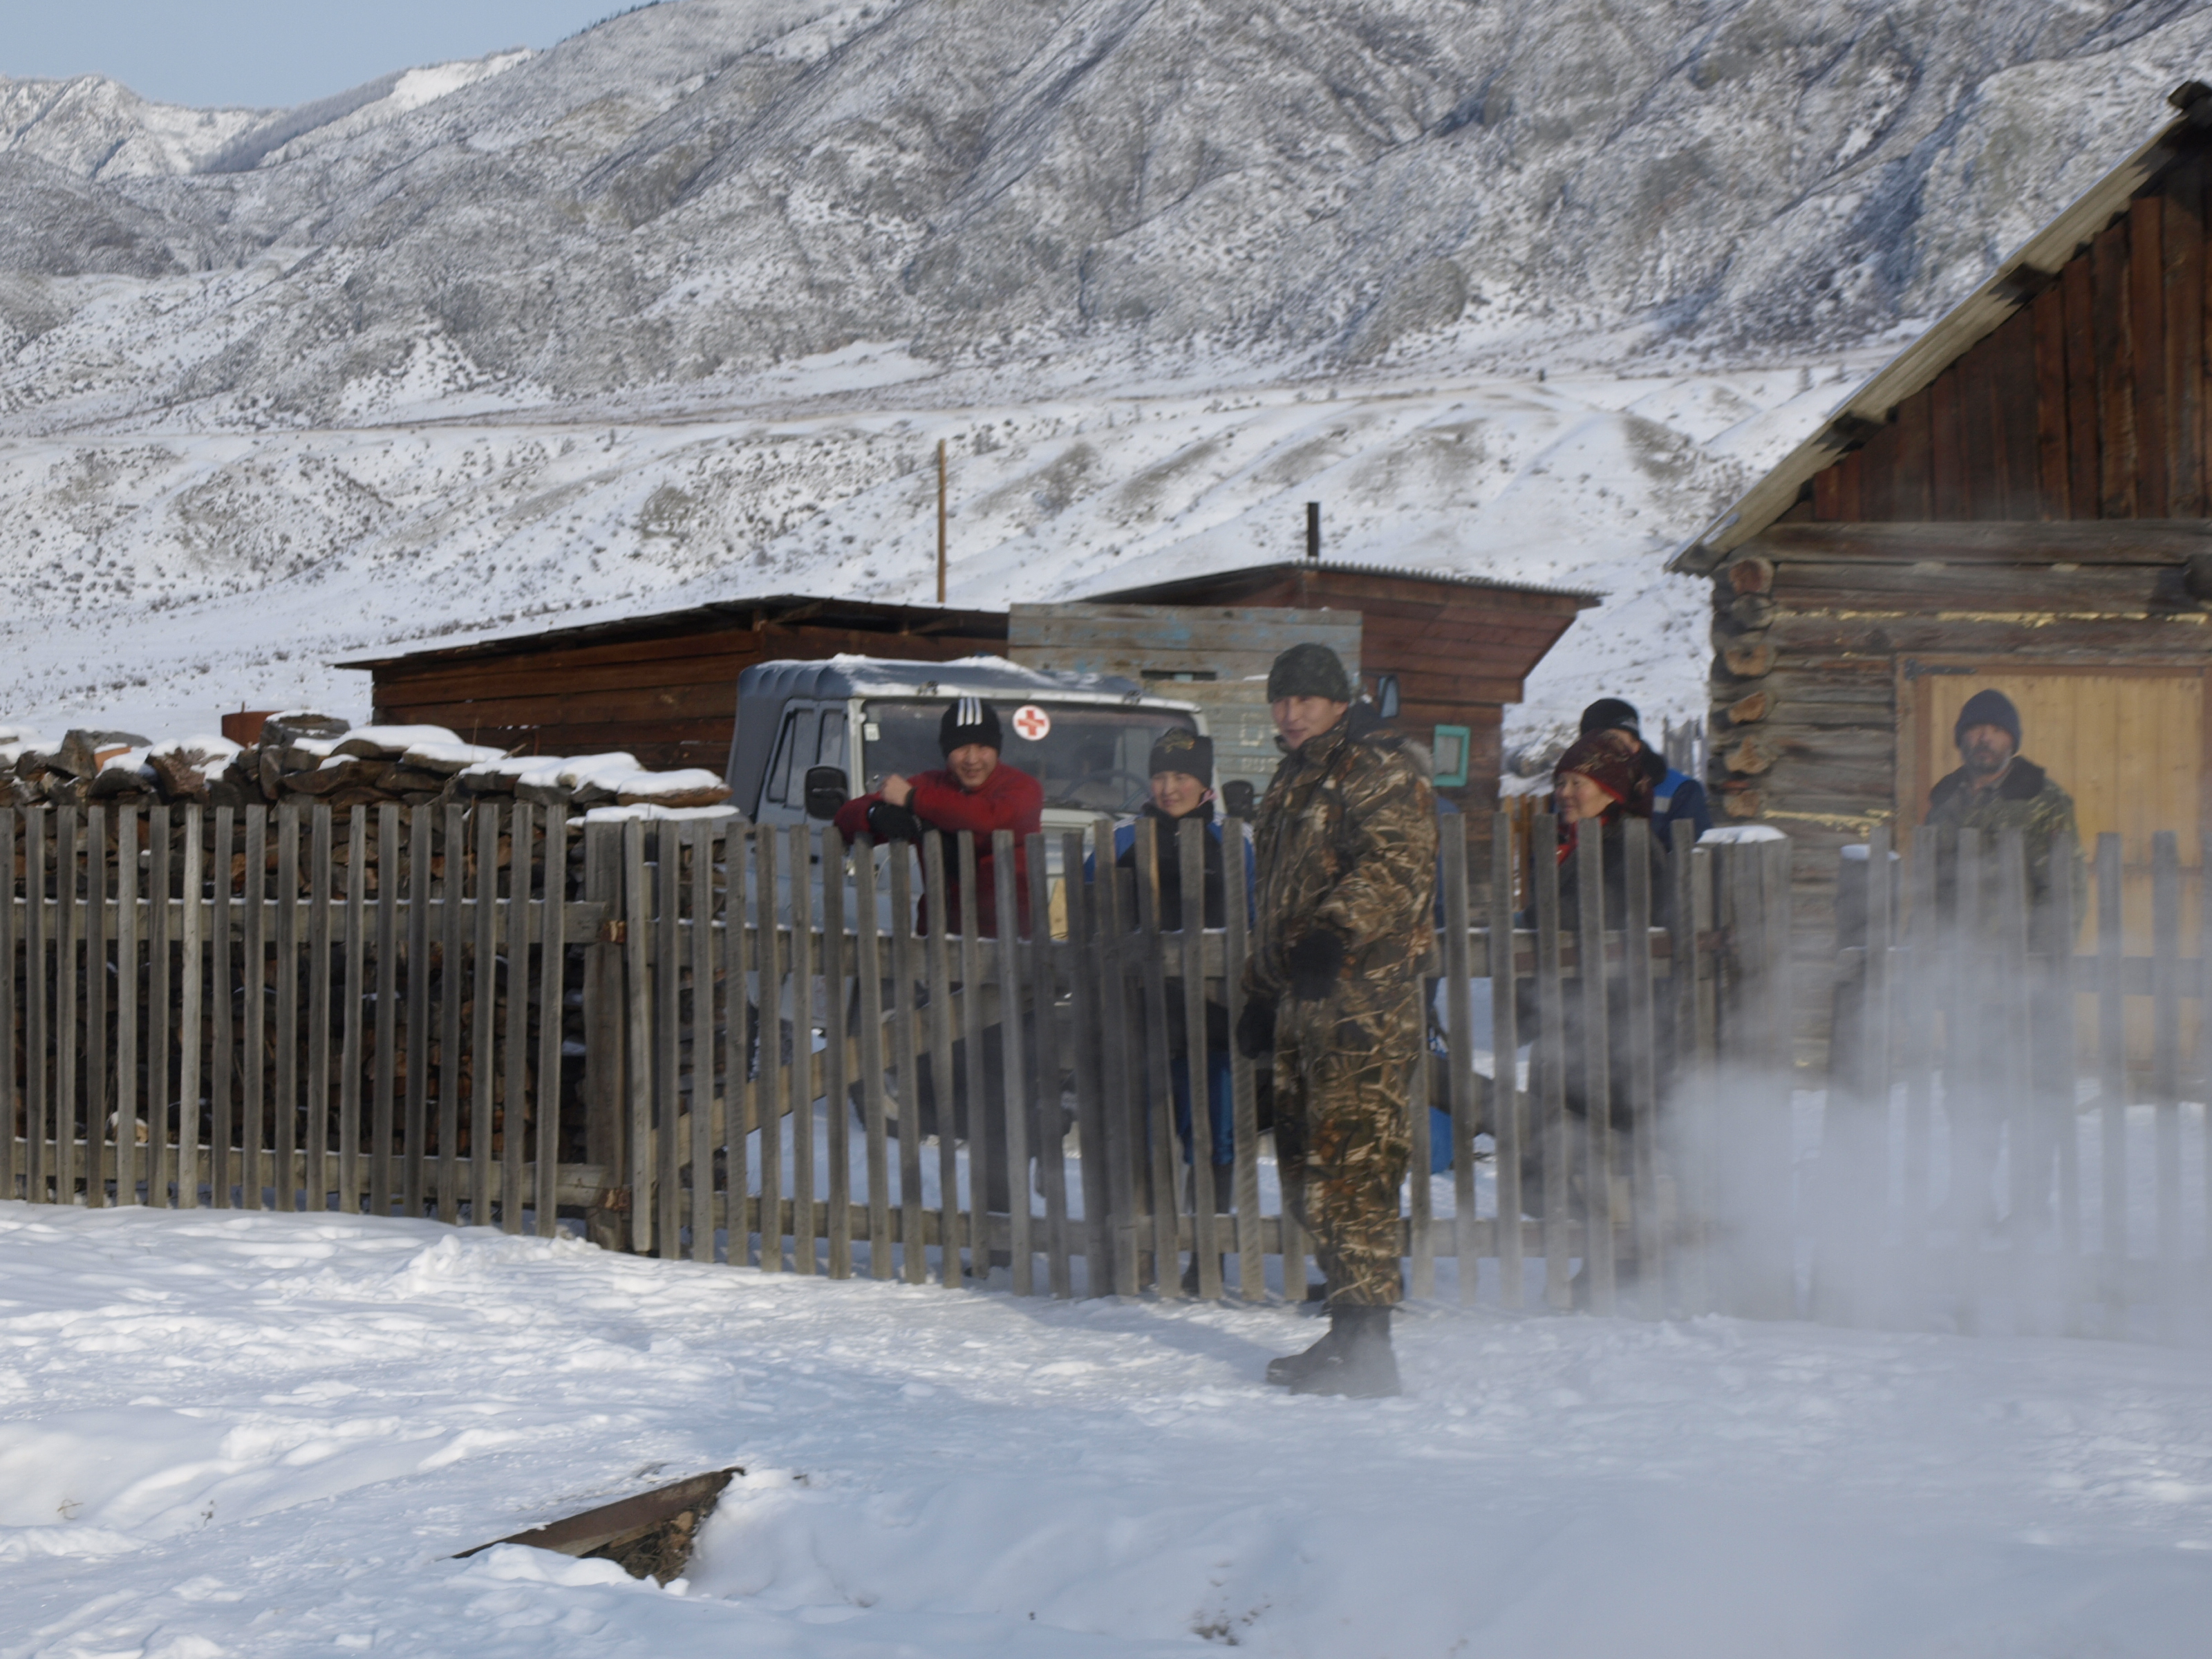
[1924, 688, 2087, 946]
[1922, 687, 2083, 1232]
[1238, 643, 1436, 1397]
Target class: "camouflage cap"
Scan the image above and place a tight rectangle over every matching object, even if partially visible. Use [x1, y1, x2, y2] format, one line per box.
[1266, 642, 1353, 703]
[1148, 726, 1215, 779]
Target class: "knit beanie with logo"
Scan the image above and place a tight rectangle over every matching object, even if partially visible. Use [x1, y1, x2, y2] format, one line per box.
[939, 696, 1004, 756]
[1147, 727, 1215, 780]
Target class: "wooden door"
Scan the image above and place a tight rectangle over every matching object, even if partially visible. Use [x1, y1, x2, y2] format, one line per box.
[1901, 662, 2209, 1064]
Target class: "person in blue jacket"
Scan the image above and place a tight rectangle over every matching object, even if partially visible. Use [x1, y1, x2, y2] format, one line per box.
[1579, 697, 1712, 847]
[1089, 729, 1251, 1221]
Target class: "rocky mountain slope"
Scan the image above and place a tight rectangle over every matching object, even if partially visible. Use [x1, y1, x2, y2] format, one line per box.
[1, 0, 2208, 743]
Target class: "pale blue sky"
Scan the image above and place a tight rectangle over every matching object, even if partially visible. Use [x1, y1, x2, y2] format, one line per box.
[1, 1, 635, 110]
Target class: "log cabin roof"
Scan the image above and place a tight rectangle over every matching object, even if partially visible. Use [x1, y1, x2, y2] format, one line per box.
[1671, 82, 2212, 576]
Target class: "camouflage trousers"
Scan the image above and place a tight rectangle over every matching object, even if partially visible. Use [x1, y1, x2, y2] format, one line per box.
[1273, 976, 1421, 1308]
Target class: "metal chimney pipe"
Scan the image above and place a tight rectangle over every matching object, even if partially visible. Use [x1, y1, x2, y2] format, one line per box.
[1305, 500, 1320, 563]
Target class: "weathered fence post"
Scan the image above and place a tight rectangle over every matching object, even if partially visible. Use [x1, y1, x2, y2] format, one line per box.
[1531, 810, 1570, 1310]
[1, 811, 16, 1203]
[783, 823, 814, 1275]
[1222, 819, 1265, 1303]
[820, 825, 854, 1280]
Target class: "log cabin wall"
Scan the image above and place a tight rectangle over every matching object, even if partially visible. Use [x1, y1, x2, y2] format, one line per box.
[344, 600, 1006, 772]
[1705, 128, 2212, 1056]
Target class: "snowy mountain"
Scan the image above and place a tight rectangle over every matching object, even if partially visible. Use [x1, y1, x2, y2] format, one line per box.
[1, 0, 2208, 746]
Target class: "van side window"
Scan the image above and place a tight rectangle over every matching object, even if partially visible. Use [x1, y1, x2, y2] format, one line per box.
[764, 713, 796, 805]
[770, 708, 820, 805]
[816, 712, 847, 771]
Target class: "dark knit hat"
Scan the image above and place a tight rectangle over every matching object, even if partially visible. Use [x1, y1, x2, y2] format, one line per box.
[1953, 688, 2021, 749]
[1266, 642, 1353, 702]
[1555, 729, 1654, 818]
[1580, 697, 1642, 739]
[939, 695, 1003, 756]
[1148, 727, 1215, 780]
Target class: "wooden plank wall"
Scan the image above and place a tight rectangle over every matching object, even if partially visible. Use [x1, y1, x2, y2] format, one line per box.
[1810, 156, 2211, 525]
[1120, 570, 1586, 818]
[368, 621, 1004, 771]
[1008, 603, 1362, 803]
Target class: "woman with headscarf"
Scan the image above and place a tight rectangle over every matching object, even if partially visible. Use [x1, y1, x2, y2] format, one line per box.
[1518, 729, 1672, 1263]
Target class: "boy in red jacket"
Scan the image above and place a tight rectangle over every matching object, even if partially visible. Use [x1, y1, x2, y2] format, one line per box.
[833, 696, 1042, 937]
[835, 697, 1044, 1202]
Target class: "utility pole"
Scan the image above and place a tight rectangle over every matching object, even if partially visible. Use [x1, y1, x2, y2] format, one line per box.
[936, 440, 948, 603]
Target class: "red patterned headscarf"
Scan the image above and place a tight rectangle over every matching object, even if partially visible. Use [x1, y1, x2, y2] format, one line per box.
[1554, 729, 1653, 818]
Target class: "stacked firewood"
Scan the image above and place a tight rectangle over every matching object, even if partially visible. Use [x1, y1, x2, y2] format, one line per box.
[0, 715, 731, 814]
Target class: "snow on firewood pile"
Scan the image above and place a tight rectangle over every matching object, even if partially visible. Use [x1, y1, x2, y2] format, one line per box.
[0, 713, 731, 816]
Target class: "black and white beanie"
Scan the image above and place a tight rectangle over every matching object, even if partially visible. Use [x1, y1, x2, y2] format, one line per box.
[939, 695, 1003, 756]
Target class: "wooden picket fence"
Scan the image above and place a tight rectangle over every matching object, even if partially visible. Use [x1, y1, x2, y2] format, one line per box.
[5, 802, 1819, 1321]
[1822, 825, 2212, 1344]
[590, 811, 1788, 1314]
[14, 798, 2207, 1342]
[0, 802, 589, 1229]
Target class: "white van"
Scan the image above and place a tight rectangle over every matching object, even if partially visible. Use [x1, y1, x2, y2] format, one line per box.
[729, 655, 1208, 843]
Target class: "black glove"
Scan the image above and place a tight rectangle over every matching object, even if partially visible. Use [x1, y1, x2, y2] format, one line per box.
[1235, 996, 1277, 1060]
[1285, 928, 1347, 1001]
[865, 799, 921, 843]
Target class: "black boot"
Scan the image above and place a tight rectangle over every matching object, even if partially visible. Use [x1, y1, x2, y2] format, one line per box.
[1288, 1304, 1400, 1398]
[1264, 1318, 1344, 1386]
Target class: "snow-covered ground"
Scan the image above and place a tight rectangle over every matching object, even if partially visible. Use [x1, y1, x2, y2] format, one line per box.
[6, 1202, 2211, 1658]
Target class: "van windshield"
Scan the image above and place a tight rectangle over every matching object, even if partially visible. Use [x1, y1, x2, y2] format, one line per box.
[861, 700, 1199, 814]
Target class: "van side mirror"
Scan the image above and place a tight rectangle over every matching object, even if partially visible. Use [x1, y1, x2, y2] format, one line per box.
[1222, 780, 1257, 820]
[803, 765, 850, 821]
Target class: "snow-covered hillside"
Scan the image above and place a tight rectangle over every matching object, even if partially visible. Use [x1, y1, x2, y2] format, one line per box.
[1, 0, 2209, 747]
[0, 363, 1860, 742]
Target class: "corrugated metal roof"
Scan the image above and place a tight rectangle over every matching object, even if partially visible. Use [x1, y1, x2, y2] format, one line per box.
[337, 559, 1600, 677]
[1086, 559, 1602, 606]
[333, 594, 1006, 671]
[1669, 84, 2212, 576]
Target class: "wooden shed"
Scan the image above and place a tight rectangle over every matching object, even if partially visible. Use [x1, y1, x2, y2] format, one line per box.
[338, 596, 1006, 772]
[1008, 602, 1364, 805]
[1079, 561, 1598, 818]
[1671, 82, 2212, 1044]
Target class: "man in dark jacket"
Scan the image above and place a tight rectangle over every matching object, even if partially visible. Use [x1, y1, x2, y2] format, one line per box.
[1102, 729, 1245, 1219]
[1922, 688, 2083, 1233]
[1580, 697, 1712, 847]
[1924, 688, 2086, 931]
[833, 696, 1043, 937]
[1237, 644, 1436, 1397]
